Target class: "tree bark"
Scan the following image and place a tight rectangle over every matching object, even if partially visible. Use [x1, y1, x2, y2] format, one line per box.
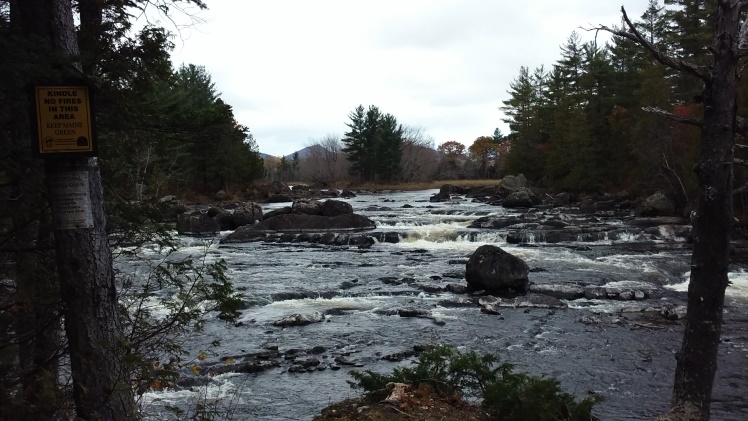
[47, 159, 137, 420]
[601, 3, 742, 420]
[666, 2, 739, 419]
[15, 0, 137, 419]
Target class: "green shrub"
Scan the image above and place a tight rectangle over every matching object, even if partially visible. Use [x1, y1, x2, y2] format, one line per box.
[349, 345, 601, 421]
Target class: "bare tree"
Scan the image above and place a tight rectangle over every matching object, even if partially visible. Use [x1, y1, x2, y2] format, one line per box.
[299, 133, 346, 184]
[598, 3, 745, 419]
[401, 126, 439, 181]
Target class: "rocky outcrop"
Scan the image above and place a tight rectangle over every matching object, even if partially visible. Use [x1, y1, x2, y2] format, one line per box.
[157, 195, 188, 221]
[176, 213, 220, 235]
[501, 187, 540, 208]
[321, 199, 353, 217]
[639, 192, 676, 216]
[292, 199, 324, 215]
[497, 174, 528, 197]
[215, 202, 263, 230]
[221, 213, 376, 243]
[252, 213, 374, 232]
[465, 245, 529, 294]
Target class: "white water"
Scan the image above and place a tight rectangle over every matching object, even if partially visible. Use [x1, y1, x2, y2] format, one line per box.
[133, 190, 748, 421]
[666, 270, 748, 303]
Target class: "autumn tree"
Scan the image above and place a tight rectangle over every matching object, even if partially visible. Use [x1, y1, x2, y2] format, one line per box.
[469, 136, 502, 178]
[437, 140, 466, 157]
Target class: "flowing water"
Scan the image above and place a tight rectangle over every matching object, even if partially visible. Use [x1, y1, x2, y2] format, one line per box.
[135, 190, 748, 420]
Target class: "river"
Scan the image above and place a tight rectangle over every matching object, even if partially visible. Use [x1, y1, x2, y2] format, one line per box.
[136, 189, 748, 420]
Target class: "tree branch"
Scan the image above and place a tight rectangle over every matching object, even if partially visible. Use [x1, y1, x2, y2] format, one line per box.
[596, 7, 709, 81]
[642, 106, 703, 127]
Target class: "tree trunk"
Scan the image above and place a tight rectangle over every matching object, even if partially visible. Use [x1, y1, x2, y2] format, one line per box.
[47, 159, 137, 420]
[666, 1, 739, 419]
[15, 0, 137, 419]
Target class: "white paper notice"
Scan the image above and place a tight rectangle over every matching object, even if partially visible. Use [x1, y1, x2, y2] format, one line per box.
[50, 171, 94, 230]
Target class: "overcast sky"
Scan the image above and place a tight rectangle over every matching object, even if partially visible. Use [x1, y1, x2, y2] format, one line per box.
[160, 1, 652, 157]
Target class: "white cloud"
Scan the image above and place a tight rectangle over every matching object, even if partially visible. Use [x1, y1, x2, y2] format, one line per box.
[165, 0, 652, 156]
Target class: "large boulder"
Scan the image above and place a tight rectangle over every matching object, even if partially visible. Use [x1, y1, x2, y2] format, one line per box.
[465, 245, 529, 294]
[291, 199, 323, 215]
[176, 213, 220, 235]
[216, 202, 264, 230]
[497, 174, 528, 198]
[232, 202, 263, 226]
[501, 187, 540, 208]
[321, 199, 353, 217]
[640, 192, 676, 216]
[157, 195, 188, 222]
[430, 184, 467, 202]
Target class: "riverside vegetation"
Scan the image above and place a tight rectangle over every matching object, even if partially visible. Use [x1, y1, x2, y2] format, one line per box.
[313, 345, 601, 421]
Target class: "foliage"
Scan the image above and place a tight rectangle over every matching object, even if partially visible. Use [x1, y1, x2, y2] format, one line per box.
[498, 2, 714, 204]
[342, 105, 405, 182]
[349, 345, 602, 421]
[437, 141, 466, 157]
[119, 242, 243, 397]
[469, 136, 503, 179]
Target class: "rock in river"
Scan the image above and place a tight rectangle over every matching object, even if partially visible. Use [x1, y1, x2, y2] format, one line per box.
[273, 312, 324, 327]
[465, 245, 529, 294]
[222, 213, 376, 243]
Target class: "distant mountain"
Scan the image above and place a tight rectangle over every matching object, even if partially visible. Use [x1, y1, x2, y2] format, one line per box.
[259, 145, 323, 161]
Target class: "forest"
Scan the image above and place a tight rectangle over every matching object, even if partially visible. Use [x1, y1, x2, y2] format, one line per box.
[0, 0, 745, 420]
[278, 0, 748, 219]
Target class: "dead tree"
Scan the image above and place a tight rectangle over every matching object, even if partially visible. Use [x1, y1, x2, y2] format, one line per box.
[598, 2, 746, 419]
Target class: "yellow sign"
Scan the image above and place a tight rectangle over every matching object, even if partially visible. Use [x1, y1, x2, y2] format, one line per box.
[35, 86, 94, 155]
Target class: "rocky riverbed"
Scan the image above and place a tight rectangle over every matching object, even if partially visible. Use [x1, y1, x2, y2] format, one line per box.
[136, 188, 748, 420]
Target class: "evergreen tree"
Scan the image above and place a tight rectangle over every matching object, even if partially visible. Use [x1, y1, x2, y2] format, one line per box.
[343, 105, 404, 182]
[501, 66, 550, 181]
[376, 113, 404, 182]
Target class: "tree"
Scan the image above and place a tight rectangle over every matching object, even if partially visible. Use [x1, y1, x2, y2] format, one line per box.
[600, 3, 743, 419]
[501, 66, 550, 181]
[6, 0, 137, 419]
[437, 140, 466, 157]
[342, 105, 405, 182]
[400, 126, 438, 181]
[469, 136, 502, 178]
[300, 134, 346, 183]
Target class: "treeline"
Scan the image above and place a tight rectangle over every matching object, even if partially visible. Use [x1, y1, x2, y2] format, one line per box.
[279, 0, 748, 212]
[0, 0, 261, 418]
[266, 108, 507, 185]
[500, 0, 748, 209]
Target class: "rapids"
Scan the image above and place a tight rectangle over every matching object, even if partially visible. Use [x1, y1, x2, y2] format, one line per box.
[136, 189, 748, 420]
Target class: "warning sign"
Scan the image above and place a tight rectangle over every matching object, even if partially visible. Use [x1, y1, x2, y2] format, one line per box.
[34, 86, 95, 156]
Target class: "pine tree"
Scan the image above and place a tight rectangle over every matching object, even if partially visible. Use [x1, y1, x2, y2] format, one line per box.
[343, 105, 404, 182]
